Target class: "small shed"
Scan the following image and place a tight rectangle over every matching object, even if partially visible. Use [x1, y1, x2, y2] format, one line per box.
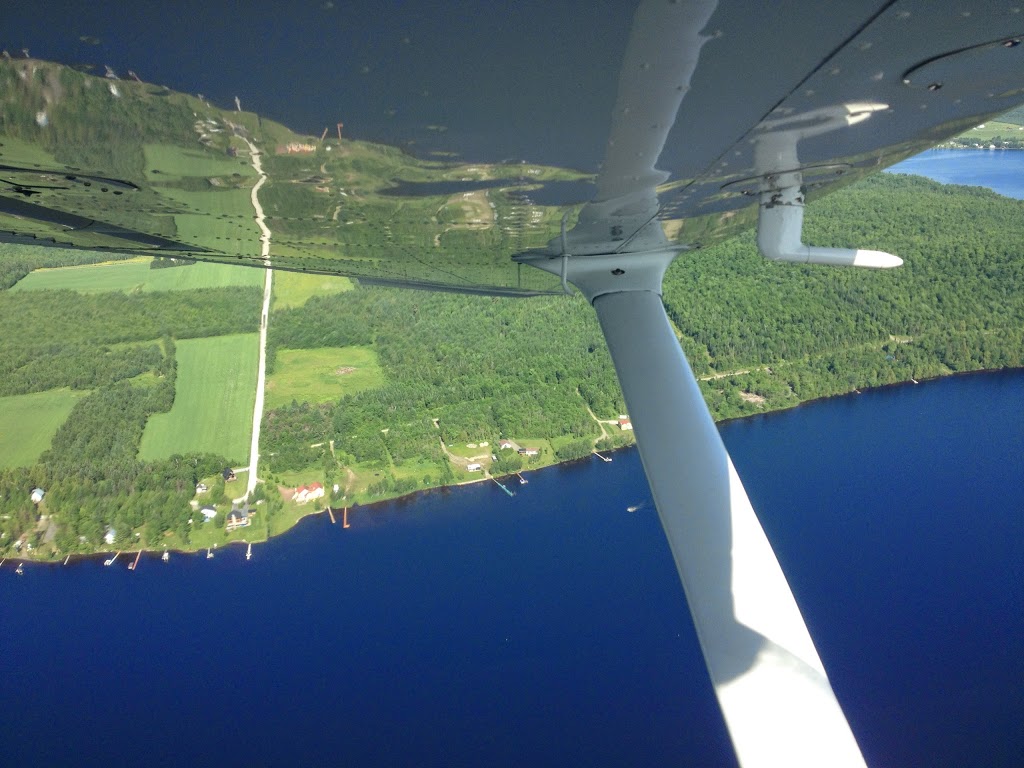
[30, 487, 45, 504]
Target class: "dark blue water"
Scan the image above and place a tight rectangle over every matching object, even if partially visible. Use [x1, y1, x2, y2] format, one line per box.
[3, 370, 1022, 767]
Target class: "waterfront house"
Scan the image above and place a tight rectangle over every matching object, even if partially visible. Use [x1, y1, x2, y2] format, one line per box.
[517, 447, 539, 457]
[200, 506, 217, 522]
[226, 505, 251, 532]
[292, 483, 325, 504]
[467, 463, 482, 472]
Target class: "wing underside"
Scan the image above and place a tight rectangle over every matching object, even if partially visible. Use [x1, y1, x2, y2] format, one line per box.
[2, 1, 1022, 294]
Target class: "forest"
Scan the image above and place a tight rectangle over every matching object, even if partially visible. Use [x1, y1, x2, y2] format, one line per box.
[4, 169, 1024, 559]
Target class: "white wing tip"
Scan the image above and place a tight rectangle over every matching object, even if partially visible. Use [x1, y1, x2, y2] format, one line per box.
[851, 249, 903, 268]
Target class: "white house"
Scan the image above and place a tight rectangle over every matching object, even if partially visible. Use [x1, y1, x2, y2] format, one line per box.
[30, 487, 45, 504]
[200, 506, 217, 522]
[195, 483, 208, 494]
[618, 415, 633, 431]
[467, 463, 482, 472]
[104, 528, 116, 545]
[293, 482, 326, 504]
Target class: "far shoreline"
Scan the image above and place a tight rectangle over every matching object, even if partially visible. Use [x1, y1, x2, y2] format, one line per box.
[7, 364, 1023, 568]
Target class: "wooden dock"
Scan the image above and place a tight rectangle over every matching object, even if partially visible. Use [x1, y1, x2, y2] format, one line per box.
[516, 472, 528, 485]
[343, 506, 350, 529]
[104, 551, 121, 567]
[491, 477, 515, 497]
[592, 450, 612, 463]
[128, 550, 142, 571]
[328, 507, 336, 524]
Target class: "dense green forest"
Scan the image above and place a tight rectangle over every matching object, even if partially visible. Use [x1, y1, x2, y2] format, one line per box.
[4, 172, 1024, 559]
[260, 174, 1024, 482]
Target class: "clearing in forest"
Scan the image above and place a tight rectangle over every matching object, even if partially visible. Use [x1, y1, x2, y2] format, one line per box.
[265, 346, 384, 410]
[0, 388, 90, 469]
[271, 271, 353, 310]
[140, 334, 259, 463]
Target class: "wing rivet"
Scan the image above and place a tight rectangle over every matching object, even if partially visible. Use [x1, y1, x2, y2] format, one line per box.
[611, 268, 625, 276]
[927, 82, 943, 92]
[1003, 39, 1021, 48]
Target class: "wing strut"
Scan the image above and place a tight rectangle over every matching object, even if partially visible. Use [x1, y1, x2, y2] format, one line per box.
[590, 268, 868, 767]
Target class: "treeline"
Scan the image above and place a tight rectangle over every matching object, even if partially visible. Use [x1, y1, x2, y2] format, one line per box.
[0, 288, 260, 398]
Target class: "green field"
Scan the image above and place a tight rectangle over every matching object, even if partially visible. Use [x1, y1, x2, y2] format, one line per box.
[12, 257, 265, 293]
[265, 346, 384, 409]
[140, 334, 259, 463]
[955, 120, 1024, 142]
[143, 143, 255, 179]
[0, 388, 90, 469]
[272, 270, 353, 309]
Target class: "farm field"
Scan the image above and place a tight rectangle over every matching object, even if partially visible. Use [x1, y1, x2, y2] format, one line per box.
[0, 388, 90, 469]
[143, 143, 255, 180]
[271, 270, 353, 310]
[139, 334, 259, 463]
[265, 346, 383, 410]
[12, 257, 264, 293]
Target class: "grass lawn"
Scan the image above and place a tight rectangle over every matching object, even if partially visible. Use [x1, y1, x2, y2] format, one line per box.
[144, 143, 255, 180]
[272, 270, 353, 309]
[139, 334, 259, 463]
[265, 346, 384, 409]
[957, 120, 1024, 141]
[12, 257, 264, 293]
[0, 388, 90, 468]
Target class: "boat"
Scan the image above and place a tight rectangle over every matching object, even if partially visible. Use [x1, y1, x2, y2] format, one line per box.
[162, 550, 169, 562]
[246, 542, 252, 561]
[206, 548, 214, 559]
[15, 563, 24, 575]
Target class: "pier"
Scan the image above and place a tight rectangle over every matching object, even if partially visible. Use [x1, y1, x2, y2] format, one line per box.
[104, 551, 120, 567]
[592, 450, 612, 463]
[491, 477, 515, 497]
[516, 472, 528, 485]
[343, 506, 350, 528]
[128, 551, 142, 571]
[64, 555, 70, 566]
[328, 507, 336, 524]
[246, 542, 252, 561]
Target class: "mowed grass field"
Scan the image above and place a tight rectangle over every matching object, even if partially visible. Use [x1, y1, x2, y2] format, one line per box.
[0, 388, 90, 469]
[272, 270, 353, 309]
[12, 257, 264, 293]
[265, 346, 383, 409]
[140, 334, 259, 463]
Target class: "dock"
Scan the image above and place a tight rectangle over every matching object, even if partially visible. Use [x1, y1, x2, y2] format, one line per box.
[128, 550, 142, 571]
[63, 555, 70, 566]
[491, 477, 515, 497]
[343, 506, 350, 528]
[328, 507, 336, 524]
[516, 472, 528, 485]
[246, 542, 252, 561]
[592, 450, 612, 463]
[104, 551, 121, 567]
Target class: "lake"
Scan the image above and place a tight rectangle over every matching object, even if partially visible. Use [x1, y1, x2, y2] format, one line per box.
[2, 368, 1022, 767]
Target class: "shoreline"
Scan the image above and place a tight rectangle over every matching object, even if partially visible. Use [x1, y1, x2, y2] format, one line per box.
[7, 364, 1022, 567]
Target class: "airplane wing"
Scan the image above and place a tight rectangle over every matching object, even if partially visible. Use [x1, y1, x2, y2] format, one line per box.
[3, 2, 1023, 766]
[3, 2, 1021, 292]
